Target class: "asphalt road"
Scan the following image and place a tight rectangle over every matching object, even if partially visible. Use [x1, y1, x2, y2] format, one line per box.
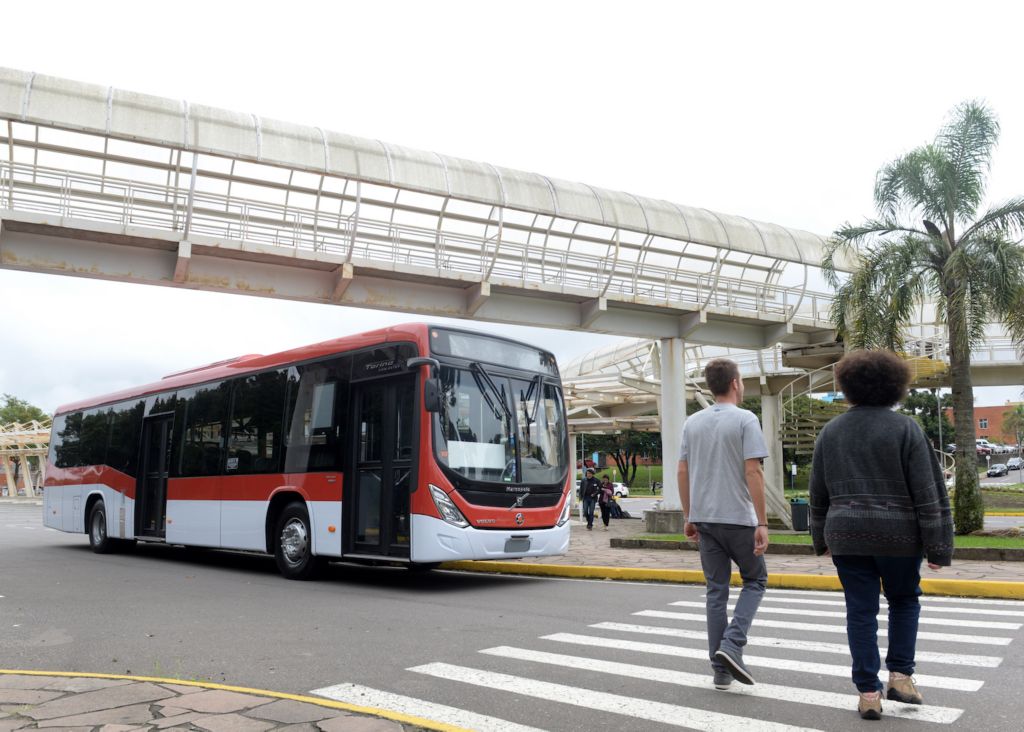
[3, 501, 1024, 731]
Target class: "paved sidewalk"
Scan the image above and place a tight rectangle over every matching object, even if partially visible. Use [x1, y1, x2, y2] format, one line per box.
[0, 674, 427, 732]
[511, 516, 1024, 583]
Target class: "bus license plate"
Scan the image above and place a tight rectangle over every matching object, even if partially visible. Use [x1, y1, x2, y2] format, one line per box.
[504, 537, 531, 553]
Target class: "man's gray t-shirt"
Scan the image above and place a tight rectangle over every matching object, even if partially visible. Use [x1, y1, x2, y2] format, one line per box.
[680, 402, 769, 526]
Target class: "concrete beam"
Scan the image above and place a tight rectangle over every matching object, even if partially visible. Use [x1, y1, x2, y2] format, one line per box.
[465, 281, 490, 315]
[173, 239, 192, 283]
[762, 321, 794, 348]
[331, 262, 354, 302]
[580, 296, 607, 328]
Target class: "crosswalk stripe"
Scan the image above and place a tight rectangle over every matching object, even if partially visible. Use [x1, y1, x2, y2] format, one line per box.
[410, 662, 824, 732]
[309, 683, 546, 732]
[636, 610, 1013, 645]
[670, 601, 1022, 630]
[756, 596, 1024, 618]
[762, 588, 1024, 607]
[542, 633, 982, 692]
[482, 645, 964, 724]
[591, 622, 1003, 668]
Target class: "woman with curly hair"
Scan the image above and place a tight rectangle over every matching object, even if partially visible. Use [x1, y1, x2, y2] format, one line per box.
[809, 349, 953, 721]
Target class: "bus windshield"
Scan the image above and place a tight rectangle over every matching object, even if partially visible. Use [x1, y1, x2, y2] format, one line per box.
[433, 364, 567, 485]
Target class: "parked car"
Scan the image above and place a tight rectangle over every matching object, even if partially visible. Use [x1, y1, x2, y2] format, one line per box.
[987, 463, 1009, 477]
[1008, 457, 1023, 471]
[612, 482, 629, 498]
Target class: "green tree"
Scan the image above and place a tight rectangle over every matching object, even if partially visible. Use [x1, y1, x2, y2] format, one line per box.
[824, 101, 1024, 535]
[584, 430, 660, 486]
[898, 390, 954, 451]
[1003, 403, 1024, 455]
[0, 394, 47, 424]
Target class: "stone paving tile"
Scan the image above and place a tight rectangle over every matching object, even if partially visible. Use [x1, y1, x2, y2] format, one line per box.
[21, 682, 174, 721]
[245, 699, 336, 724]
[33, 702, 156, 728]
[159, 689, 274, 714]
[43, 677, 134, 693]
[160, 682, 208, 695]
[0, 690, 63, 706]
[276, 724, 321, 732]
[151, 710, 206, 728]
[317, 715, 403, 732]
[0, 719, 31, 732]
[191, 711, 276, 731]
[0, 677, 63, 691]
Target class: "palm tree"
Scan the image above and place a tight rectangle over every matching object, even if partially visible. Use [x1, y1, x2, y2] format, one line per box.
[1004, 403, 1024, 459]
[824, 101, 1024, 534]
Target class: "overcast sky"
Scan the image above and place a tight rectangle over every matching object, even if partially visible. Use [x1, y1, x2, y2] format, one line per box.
[1, 0, 1022, 413]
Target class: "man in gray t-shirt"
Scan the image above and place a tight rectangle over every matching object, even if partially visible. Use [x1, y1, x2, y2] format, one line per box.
[678, 358, 769, 689]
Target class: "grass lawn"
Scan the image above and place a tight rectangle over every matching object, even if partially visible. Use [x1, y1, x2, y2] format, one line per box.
[636, 533, 1024, 549]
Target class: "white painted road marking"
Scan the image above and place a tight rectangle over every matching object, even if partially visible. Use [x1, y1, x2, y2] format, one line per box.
[636, 610, 1014, 645]
[482, 645, 964, 724]
[669, 600, 1022, 630]
[309, 683, 547, 732]
[761, 588, 1024, 607]
[409, 662, 825, 732]
[591, 621, 1003, 668]
[756, 595, 1024, 618]
[542, 633, 982, 691]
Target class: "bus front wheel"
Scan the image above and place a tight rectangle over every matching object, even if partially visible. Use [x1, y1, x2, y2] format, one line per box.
[274, 502, 324, 580]
[88, 501, 115, 554]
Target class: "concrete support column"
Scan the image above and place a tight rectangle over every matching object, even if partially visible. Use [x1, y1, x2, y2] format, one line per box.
[658, 338, 686, 511]
[761, 392, 785, 514]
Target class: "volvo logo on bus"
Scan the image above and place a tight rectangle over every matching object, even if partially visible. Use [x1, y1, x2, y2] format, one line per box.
[514, 512, 525, 526]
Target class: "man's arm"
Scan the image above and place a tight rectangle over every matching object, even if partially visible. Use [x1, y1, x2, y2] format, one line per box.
[677, 460, 699, 542]
[745, 458, 769, 555]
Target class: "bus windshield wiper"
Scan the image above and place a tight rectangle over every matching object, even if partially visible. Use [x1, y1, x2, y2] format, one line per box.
[470, 362, 512, 422]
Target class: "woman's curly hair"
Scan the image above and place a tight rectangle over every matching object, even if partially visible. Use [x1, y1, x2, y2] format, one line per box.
[834, 349, 910, 407]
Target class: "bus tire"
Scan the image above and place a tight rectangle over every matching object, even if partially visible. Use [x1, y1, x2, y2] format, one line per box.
[273, 502, 323, 580]
[88, 501, 115, 554]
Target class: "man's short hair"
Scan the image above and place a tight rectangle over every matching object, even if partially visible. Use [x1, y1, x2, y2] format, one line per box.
[585, 468, 594, 474]
[834, 349, 910, 407]
[704, 358, 740, 396]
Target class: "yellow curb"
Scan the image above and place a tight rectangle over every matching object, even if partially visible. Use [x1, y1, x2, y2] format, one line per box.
[0, 669, 469, 732]
[985, 511, 1024, 516]
[441, 561, 1024, 600]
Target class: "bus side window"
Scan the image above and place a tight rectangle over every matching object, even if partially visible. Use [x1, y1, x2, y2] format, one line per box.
[173, 382, 230, 477]
[284, 357, 350, 473]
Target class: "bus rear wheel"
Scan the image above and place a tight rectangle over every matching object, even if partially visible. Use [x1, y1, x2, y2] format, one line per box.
[274, 502, 324, 580]
[88, 501, 116, 554]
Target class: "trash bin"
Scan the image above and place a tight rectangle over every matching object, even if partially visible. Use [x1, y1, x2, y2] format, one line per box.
[789, 498, 809, 532]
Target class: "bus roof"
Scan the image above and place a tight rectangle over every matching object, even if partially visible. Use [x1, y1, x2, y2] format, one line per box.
[54, 323, 431, 415]
[53, 323, 557, 415]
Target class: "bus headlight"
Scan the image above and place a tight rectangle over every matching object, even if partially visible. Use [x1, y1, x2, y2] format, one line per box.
[556, 496, 572, 527]
[429, 484, 469, 528]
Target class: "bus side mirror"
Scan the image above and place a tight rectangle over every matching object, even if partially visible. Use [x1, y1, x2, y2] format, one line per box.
[424, 378, 442, 413]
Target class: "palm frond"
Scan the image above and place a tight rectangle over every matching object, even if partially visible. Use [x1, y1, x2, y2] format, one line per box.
[938, 100, 1000, 222]
[958, 196, 1024, 243]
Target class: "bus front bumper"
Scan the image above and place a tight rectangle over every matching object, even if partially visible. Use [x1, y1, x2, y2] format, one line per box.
[410, 514, 570, 563]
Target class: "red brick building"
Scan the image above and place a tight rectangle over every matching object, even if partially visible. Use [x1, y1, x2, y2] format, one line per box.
[944, 402, 1024, 444]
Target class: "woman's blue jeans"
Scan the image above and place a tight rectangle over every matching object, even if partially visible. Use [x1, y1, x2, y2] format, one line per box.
[832, 554, 923, 693]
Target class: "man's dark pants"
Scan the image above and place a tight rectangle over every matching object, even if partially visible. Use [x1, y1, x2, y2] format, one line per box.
[582, 497, 597, 529]
[696, 522, 768, 671]
[832, 554, 922, 693]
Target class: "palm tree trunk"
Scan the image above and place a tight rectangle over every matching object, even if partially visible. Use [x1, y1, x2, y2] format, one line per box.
[947, 300, 983, 534]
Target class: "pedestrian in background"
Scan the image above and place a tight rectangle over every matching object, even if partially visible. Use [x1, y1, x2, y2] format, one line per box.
[678, 358, 770, 690]
[598, 475, 614, 531]
[578, 468, 601, 530]
[809, 349, 953, 721]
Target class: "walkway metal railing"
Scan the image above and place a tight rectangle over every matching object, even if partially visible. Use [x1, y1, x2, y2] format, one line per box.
[0, 160, 836, 321]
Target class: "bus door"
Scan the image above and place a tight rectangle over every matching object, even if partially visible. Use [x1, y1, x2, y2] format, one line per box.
[346, 377, 415, 557]
[136, 414, 172, 538]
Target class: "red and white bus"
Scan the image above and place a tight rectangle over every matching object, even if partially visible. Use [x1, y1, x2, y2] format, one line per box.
[43, 324, 572, 578]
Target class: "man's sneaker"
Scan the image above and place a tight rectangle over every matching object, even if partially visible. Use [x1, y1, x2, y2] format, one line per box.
[886, 672, 923, 704]
[858, 691, 883, 720]
[713, 670, 732, 690]
[714, 648, 755, 685]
